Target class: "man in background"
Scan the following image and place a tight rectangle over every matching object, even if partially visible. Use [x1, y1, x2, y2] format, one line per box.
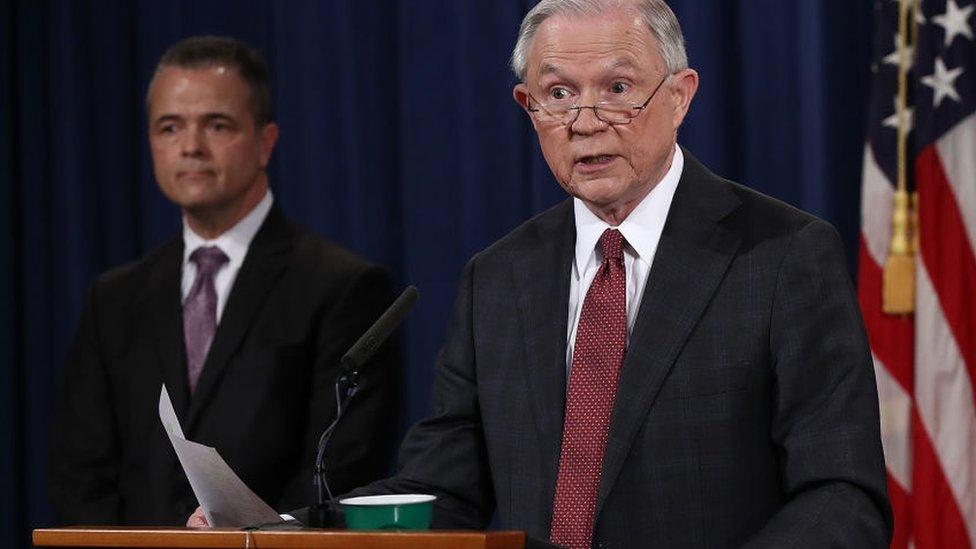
[48, 36, 399, 525]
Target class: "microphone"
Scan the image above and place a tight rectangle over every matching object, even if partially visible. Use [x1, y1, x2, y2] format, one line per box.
[308, 285, 419, 527]
[340, 285, 419, 376]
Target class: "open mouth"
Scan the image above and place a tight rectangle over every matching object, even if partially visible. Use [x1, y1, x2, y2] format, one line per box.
[576, 154, 616, 167]
[579, 155, 614, 164]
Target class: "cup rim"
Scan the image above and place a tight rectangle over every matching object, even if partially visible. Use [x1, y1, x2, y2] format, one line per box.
[339, 494, 437, 506]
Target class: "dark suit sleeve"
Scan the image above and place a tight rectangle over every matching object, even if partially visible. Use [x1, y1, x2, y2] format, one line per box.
[47, 282, 121, 524]
[346, 258, 495, 529]
[276, 265, 401, 509]
[744, 220, 892, 547]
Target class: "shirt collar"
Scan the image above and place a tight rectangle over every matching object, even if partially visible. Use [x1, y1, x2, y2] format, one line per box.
[573, 145, 684, 274]
[182, 189, 274, 268]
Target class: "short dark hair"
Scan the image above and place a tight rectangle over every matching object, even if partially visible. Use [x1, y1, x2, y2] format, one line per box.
[150, 35, 273, 125]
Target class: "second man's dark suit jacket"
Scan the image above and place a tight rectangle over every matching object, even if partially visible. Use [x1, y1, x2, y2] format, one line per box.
[354, 151, 892, 547]
[49, 205, 400, 525]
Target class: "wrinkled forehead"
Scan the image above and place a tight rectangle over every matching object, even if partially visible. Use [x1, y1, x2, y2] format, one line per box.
[536, 56, 648, 84]
[526, 9, 665, 82]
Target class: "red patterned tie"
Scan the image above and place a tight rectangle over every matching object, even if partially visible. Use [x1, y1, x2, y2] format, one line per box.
[551, 229, 627, 549]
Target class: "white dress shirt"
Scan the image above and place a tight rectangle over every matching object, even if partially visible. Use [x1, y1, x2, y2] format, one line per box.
[181, 190, 274, 323]
[566, 145, 684, 372]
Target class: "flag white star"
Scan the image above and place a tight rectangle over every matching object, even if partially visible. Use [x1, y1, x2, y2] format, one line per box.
[921, 57, 964, 107]
[932, 0, 975, 47]
[911, 0, 926, 24]
[883, 96, 914, 132]
[883, 35, 915, 70]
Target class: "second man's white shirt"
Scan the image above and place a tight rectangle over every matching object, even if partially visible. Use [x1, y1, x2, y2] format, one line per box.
[181, 190, 274, 323]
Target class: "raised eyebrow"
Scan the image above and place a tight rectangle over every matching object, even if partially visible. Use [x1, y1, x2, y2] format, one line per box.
[607, 58, 638, 71]
[537, 62, 576, 83]
[602, 62, 644, 83]
[538, 62, 561, 77]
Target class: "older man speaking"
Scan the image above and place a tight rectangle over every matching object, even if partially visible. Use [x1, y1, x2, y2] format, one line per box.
[193, 1, 892, 546]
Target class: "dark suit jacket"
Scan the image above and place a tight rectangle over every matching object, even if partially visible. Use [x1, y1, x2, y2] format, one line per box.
[48, 205, 400, 525]
[355, 151, 891, 547]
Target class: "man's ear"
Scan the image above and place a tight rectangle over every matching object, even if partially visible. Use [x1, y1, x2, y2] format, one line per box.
[668, 68, 699, 129]
[258, 122, 280, 168]
[513, 83, 532, 110]
[513, 83, 540, 131]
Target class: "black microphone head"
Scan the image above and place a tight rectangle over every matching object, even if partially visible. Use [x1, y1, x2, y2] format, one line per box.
[340, 285, 419, 371]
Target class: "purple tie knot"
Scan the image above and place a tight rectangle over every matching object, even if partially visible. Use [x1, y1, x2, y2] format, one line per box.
[190, 246, 228, 278]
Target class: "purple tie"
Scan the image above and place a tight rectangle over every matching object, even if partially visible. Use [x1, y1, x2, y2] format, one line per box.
[183, 246, 228, 393]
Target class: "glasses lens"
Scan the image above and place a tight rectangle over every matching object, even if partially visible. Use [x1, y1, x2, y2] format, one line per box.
[597, 103, 638, 124]
[532, 100, 639, 125]
[532, 104, 570, 124]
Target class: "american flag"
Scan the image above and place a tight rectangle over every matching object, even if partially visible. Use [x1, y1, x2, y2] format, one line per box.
[860, 0, 976, 546]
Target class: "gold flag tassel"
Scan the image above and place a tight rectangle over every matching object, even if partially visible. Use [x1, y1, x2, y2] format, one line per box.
[882, 0, 917, 315]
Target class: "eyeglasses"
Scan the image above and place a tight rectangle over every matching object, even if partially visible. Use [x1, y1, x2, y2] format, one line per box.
[526, 75, 669, 126]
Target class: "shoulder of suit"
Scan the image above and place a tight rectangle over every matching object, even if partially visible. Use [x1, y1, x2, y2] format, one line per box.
[286, 223, 384, 280]
[716, 178, 835, 243]
[89, 234, 182, 293]
[260, 221, 392, 303]
[673, 150, 834, 245]
[676, 150, 824, 237]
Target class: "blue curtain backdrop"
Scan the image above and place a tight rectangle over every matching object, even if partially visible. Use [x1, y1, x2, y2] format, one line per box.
[0, 0, 874, 545]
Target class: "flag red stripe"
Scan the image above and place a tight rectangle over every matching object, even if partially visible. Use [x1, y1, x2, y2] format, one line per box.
[857, 238, 915, 394]
[911, 409, 973, 548]
[858, 236, 916, 543]
[916, 146, 976, 401]
[887, 472, 912, 549]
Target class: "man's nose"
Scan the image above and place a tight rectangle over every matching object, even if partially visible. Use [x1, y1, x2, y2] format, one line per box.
[181, 127, 206, 157]
[570, 105, 609, 135]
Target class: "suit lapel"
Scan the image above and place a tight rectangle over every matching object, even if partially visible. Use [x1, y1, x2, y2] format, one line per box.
[596, 152, 742, 515]
[141, 237, 191, 425]
[185, 205, 294, 431]
[510, 200, 576, 514]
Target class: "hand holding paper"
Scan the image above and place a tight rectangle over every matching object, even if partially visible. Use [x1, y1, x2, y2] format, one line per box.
[158, 385, 283, 527]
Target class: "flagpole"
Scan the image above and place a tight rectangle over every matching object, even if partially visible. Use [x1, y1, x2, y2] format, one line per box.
[883, 0, 916, 315]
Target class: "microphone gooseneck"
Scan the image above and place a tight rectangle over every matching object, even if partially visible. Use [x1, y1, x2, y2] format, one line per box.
[309, 285, 419, 526]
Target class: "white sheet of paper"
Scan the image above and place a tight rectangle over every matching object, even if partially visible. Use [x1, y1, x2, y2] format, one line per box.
[158, 385, 283, 527]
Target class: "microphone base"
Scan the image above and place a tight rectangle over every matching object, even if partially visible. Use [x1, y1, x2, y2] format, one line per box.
[306, 503, 344, 528]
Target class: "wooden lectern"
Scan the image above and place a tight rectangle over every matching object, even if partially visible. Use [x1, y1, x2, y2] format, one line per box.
[32, 527, 525, 548]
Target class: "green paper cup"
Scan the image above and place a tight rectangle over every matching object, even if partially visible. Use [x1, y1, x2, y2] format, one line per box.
[339, 494, 437, 530]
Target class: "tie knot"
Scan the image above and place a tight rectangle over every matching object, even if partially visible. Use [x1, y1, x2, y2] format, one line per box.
[190, 246, 228, 276]
[600, 229, 624, 261]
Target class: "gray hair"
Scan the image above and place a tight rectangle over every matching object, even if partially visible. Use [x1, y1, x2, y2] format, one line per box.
[510, 0, 688, 81]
